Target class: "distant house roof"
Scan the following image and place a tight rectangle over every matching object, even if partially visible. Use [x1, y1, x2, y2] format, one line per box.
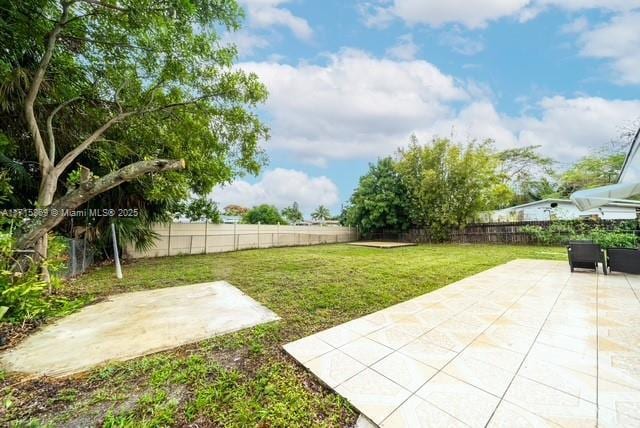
[504, 198, 640, 211]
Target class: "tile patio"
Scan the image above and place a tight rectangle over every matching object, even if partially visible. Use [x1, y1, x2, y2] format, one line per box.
[283, 259, 640, 427]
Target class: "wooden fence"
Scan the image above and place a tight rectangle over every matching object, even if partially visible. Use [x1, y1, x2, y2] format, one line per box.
[366, 219, 640, 245]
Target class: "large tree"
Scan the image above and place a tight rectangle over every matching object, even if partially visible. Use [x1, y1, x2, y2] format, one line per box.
[1, 0, 268, 275]
[396, 137, 510, 240]
[497, 145, 556, 206]
[345, 157, 410, 233]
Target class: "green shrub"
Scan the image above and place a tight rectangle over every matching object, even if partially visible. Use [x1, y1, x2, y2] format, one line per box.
[583, 227, 637, 249]
[0, 230, 69, 323]
[521, 221, 638, 248]
[521, 223, 575, 245]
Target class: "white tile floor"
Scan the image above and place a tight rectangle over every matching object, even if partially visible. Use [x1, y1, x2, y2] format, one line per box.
[283, 259, 640, 427]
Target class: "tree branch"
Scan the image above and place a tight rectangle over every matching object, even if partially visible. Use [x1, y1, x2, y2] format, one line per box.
[53, 96, 209, 175]
[16, 159, 186, 252]
[46, 96, 81, 164]
[54, 111, 134, 174]
[24, 1, 70, 174]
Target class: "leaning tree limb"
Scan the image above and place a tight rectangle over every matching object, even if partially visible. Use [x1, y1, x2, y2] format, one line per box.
[15, 159, 185, 254]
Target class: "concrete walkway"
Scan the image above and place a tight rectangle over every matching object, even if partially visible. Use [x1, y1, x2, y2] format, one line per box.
[1, 281, 279, 376]
[284, 259, 640, 427]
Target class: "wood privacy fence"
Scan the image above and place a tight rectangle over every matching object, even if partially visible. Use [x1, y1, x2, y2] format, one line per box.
[125, 223, 359, 258]
[367, 219, 640, 245]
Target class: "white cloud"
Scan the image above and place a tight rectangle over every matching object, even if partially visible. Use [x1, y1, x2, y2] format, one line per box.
[211, 168, 340, 214]
[537, 0, 640, 12]
[392, 0, 530, 28]
[428, 97, 640, 160]
[577, 12, 640, 85]
[239, 0, 313, 40]
[223, 30, 270, 56]
[515, 96, 640, 158]
[358, 1, 397, 28]
[439, 28, 485, 55]
[386, 34, 419, 60]
[560, 16, 590, 34]
[240, 49, 640, 166]
[240, 49, 468, 164]
[359, 0, 640, 29]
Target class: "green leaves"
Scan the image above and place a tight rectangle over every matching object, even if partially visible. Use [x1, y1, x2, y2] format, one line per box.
[557, 150, 626, 196]
[243, 205, 284, 225]
[345, 157, 410, 233]
[281, 202, 303, 224]
[396, 138, 504, 240]
[311, 205, 331, 222]
[2, 0, 269, 252]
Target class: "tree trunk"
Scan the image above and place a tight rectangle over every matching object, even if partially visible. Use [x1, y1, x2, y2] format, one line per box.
[34, 170, 59, 284]
[14, 159, 185, 271]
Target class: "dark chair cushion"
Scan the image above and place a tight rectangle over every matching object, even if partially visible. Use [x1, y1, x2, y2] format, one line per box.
[567, 242, 604, 272]
[567, 243, 602, 263]
[607, 248, 640, 275]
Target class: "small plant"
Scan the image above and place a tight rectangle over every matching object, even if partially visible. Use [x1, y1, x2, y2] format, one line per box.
[0, 229, 70, 323]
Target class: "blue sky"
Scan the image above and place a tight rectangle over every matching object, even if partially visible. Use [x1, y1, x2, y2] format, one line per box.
[212, 0, 640, 216]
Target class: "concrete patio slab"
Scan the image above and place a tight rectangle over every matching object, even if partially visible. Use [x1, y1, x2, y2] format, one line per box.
[1, 281, 279, 377]
[284, 259, 640, 427]
[347, 241, 417, 248]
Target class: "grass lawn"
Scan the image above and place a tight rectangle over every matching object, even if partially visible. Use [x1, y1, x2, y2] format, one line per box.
[1, 244, 566, 427]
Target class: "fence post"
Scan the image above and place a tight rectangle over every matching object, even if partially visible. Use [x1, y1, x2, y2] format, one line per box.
[189, 235, 193, 254]
[167, 222, 172, 257]
[81, 230, 88, 272]
[204, 219, 208, 254]
[277, 222, 280, 247]
[234, 222, 237, 251]
[70, 238, 77, 276]
[111, 223, 123, 280]
[257, 222, 260, 248]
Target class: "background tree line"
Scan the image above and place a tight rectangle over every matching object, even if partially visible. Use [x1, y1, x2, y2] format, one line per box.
[343, 135, 631, 240]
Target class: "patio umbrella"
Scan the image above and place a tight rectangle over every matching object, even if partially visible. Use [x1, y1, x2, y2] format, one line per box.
[570, 128, 640, 211]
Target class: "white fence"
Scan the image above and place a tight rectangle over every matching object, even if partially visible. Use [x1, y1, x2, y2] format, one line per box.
[125, 223, 359, 258]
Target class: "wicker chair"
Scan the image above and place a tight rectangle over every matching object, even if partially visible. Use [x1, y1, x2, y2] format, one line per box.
[567, 241, 607, 274]
[606, 248, 640, 275]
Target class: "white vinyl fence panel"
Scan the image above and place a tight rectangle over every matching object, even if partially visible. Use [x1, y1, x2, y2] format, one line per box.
[125, 223, 359, 258]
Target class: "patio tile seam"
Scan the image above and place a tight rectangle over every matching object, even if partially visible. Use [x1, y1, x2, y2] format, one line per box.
[377, 267, 561, 427]
[623, 271, 640, 305]
[484, 272, 574, 427]
[515, 371, 597, 406]
[364, 300, 480, 351]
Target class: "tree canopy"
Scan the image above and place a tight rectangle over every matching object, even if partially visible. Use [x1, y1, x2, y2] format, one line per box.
[281, 202, 303, 224]
[0, 0, 269, 265]
[497, 145, 555, 206]
[311, 205, 331, 222]
[344, 157, 410, 232]
[556, 148, 626, 197]
[175, 197, 221, 223]
[243, 204, 283, 225]
[396, 137, 510, 240]
[223, 204, 249, 216]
